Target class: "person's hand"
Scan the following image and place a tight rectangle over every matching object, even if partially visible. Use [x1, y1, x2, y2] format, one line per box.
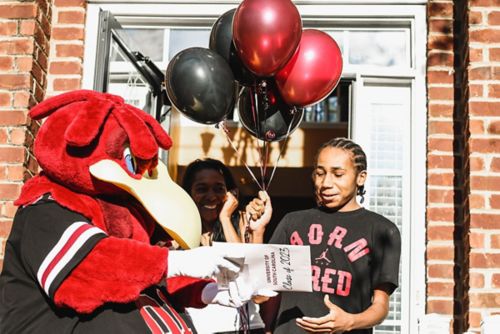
[219, 190, 239, 222]
[251, 288, 278, 304]
[200, 278, 252, 308]
[166, 246, 242, 279]
[201, 280, 277, 308]
[295, 295, 354, 333]
[245, 191, 272, 233]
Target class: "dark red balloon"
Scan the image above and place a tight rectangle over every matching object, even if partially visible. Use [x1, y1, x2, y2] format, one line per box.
[233, 0, 302, 77]
[275, 29, 343, 108]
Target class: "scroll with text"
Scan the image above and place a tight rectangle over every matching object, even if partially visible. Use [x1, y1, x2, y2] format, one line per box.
[213, 242, 312, 292]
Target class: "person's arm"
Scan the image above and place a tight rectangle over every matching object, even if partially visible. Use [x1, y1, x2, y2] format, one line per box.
[295, 284, 392, 333]
[219, 191, 243, 243]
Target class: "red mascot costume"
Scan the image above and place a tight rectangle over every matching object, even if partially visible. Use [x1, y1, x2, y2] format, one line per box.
[0, 90, 246, 333]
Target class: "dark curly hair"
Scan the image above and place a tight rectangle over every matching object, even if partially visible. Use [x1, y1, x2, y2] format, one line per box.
[181, 158, 237, 195]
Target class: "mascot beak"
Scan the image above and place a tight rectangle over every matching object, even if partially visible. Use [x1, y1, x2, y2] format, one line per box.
[89, 159, 201, 249]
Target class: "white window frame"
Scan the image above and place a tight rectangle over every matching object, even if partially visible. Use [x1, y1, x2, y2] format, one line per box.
[83, 2, 427, 333]
[353, 79, 412, 333]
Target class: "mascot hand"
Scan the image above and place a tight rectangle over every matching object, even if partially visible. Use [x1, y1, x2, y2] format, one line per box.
[167, 246, 242, 279]
[201, 279, 249, 308]
[201, 280, 277, 308]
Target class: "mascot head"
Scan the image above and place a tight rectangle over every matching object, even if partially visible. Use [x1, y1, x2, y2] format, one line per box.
[29, 90, 201, 249]
[30, 90, 170, 195]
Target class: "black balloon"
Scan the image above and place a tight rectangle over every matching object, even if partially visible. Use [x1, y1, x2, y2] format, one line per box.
[165, 47, 236, 124]
[238, 82, 303, 142]
[209, 9, 256, 86]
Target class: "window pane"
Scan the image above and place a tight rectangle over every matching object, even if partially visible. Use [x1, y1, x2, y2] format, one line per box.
[375, 325, 402, 334]
[303, 81, 351, 124]
[112, 29, 165, 62]
[369, 175, 402, 334]
[355, 85, 411, 334]
[349, 30, 408, 67]
[108, 72, 152, 112]
[369, 102, 404, 170]
[168, 29, 210, 59]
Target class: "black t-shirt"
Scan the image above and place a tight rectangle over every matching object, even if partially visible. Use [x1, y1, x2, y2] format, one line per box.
[269, 207, 401, 334]
[0, 196, 196, 334]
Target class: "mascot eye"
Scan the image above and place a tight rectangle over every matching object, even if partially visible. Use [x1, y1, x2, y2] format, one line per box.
[123, 147, 137, 174]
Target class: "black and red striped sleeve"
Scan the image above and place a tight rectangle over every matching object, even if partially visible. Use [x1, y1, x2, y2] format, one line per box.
[20, 200, 169, 314]
[20, 200, 107, 300]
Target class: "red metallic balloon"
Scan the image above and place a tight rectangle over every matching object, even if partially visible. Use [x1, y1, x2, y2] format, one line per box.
[233, 0, 302, 77]
[276, 29, 343, 107]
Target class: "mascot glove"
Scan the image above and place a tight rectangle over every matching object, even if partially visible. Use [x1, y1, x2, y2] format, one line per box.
[167, 246, 242, 279]
[201, 279, 277, 308]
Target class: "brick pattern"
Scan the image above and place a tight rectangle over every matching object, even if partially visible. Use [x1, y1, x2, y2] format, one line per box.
[46, 0, 85, 97]
[467, 1, 500, 332]
[428, 0, 500, 333]
[0, 1, 52, 271]
[426, 1, 460, 330]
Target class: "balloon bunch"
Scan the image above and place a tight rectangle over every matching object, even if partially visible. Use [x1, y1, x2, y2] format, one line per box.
[165, 0, 343, 189]
[232, 0, 343, 108]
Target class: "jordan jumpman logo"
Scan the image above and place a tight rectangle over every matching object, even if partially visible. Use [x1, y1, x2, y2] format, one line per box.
[314, 248, 331, 265]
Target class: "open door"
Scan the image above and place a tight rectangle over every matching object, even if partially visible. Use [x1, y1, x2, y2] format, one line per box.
[93, 10, 170, 123]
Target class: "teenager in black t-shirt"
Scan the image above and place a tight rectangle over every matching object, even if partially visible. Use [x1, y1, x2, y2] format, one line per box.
[247, 137, 401, 334]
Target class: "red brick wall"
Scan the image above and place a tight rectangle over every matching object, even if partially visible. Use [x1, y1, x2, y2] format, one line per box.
[426, 0, 459, 327]
[47, 0, 86, 97]
[0, 0, 52, 270]
[467, 0, 500, 332]
[427, 0, 500, 332]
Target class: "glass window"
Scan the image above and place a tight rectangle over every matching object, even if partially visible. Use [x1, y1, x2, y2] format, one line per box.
[303, 81, 351, 124]
[111, 29, 165, 62]
[168, 29, 210, 59]
[369, 102, 404, 170]
[348, 30, 408, 67]
[369, 175, 403, 334]
[353, 84, 411, 334]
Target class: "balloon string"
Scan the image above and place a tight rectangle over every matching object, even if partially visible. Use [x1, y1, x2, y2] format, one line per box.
[249, 86, 258, 132]
[253, 85, 262, 141]
[249, 85, 265, 188]
[265, 109, 299, 191]
[218, 121, 264, 192]
[238, 86, 245, 99]
[262, 141, 269, 189]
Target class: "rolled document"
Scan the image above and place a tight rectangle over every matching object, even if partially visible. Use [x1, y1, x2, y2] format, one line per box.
[213, 242, 312, 292]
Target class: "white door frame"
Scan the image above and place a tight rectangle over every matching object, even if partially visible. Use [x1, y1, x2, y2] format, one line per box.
[83, 2, 428, 332]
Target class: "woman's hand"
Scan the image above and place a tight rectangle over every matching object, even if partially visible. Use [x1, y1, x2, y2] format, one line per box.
[295, 295, 354, 333]
[218, 190, 243, 243]
[219, 191, 239, 222]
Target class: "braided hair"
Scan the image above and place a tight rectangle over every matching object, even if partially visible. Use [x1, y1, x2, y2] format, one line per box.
[314, 137, 368, 203]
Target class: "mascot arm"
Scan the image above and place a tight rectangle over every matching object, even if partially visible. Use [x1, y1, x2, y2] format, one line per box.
[166, 276, 213, 309]
[54, 236, 168, 314]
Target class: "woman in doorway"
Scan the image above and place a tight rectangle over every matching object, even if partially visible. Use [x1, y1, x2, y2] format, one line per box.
[181, 158, 267, 334]
[248, 137, 401, 333]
